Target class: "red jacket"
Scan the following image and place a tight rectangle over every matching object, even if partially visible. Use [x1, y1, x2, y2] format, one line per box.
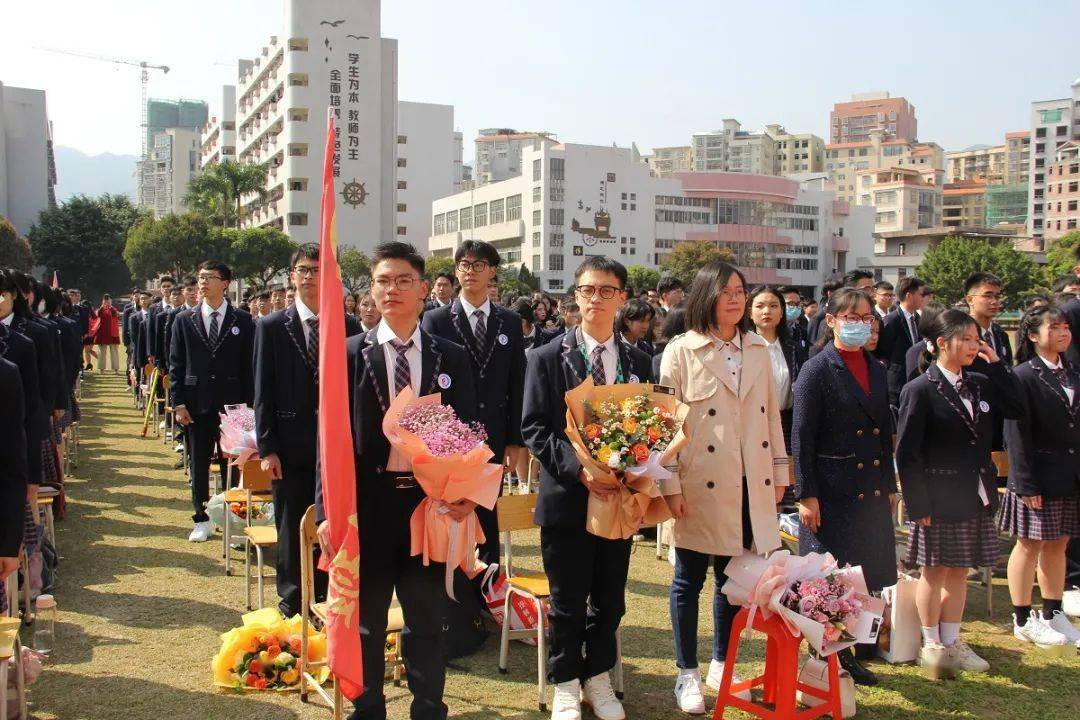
[92, 305, 121, 344]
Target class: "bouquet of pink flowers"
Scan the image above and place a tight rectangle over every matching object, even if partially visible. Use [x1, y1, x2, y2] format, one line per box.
[780, 575, 864, 646]
[383, 388, 503, 599]
[219, 404, 259, 467]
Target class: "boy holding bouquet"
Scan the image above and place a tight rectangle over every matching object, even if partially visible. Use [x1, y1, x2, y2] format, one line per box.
[522, 257, 653, 720]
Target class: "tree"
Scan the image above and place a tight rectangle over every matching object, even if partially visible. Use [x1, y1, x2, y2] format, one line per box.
[517, 265, 541, 292]
[226, 227, 297, 288]
[27, 194, 144, 298]
[626, 265, 660, 296]
[185, 160, 269, 228]
[659, 241, 733, 286]
[916, 235, 1039, 309]
[1043, 231, 1080, 283]
[495, 264, 533, 298]
[123, 213, 230, 282]
[0, 215, 34, 271]
[339, 247, 372, 292]
[424, 256, 456, 282]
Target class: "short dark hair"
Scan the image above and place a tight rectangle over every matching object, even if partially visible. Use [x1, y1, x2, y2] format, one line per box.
[659, 307, 687, 342]
[433, 272, 455, 285]
[371, 241, 425, 276]
[290, 243, 319, 267]
[198, 260, 232, 282]
[684, 261, 747, 334]
[777, 286, 801, 299]
[102, 293, 112, 301]
[842, 269, 873, 287]
[745, 285, 792, 343]
[255, 290, 271, 301]
[454, 240, 500, 267]
[573, 256, 628, 289]
[616, 298, 655, 333]
[826, 287, 872, 318]
[873, 280, 894, 292]
[1051, 274, 1080, 293]
[897, 276, 926, 301]
[561, 300, 579, 313]
[158, 275, 176, 285]
[820, 279, 842, 302]
[511, 298, 534, 324]
[964, 271, 1001, 295]
[656, 276, 684, 297]
[181, 276, 197, 288]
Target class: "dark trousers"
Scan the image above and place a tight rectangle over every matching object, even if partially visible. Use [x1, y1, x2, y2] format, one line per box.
[351, 484, 448, 720]
[187, 412, 238, 523]
[540, 525, 632, 684]
[272, 464, 325, 616]
[475, 485, 502, 566]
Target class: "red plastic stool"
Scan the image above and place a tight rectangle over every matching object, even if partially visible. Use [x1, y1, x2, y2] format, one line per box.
[713, 607, 843, 720]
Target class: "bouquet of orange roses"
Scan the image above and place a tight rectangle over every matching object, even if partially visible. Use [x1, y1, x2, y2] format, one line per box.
[211, 608, 327, 692]
[565, 380, 689, 539]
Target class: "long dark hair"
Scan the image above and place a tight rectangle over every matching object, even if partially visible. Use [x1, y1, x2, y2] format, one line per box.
[1015, 305, 1067, 364]
[918, 308, 979, 372]
[684, 261, 747, 335]
[745, 285, 791, 344]
[812, 288, 872, 354]
[616, 298, 655, 337]
[911, 303, 946, 374]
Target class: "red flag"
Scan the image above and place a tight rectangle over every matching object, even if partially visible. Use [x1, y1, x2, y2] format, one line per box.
[51, 270, 59, 288]
[316, 108, 364, 699]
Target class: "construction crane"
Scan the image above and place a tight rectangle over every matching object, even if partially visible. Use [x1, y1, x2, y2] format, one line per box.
[38, 47, 169, 159]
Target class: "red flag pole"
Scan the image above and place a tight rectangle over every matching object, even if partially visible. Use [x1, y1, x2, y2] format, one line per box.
[316, 107, 364, 699]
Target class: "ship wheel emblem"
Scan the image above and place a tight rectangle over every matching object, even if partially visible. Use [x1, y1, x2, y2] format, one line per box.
[341, 179, 368, 208]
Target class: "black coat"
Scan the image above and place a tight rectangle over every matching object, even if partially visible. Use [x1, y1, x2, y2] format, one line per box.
[903, 342, 926, 385]
[523, 324, 557, 352]
[254, 306, 361, 469]
[1004, 356, 1080, 498]
[0, 352, 27, 557]
[121, 304, 134, 349]
[12, 316, 65, 414]
[521, 329, 654, 529]
[806, 307, 828, 346]
[421, 299, 526, 459]
[147, 302, 167, 363]
[776, 333, 808, 453]
[168, 302, 255, 415]
[969, 322, 1013, 450]
[1064, 297, 1080, 367]
[314, 328, 477, 526]
[878, 308, 920, 405]
[129, 311, 150, 372]
[896, 362, 1023, 523]
[0, 325, 44, 486]
[54, 314, 81, 391]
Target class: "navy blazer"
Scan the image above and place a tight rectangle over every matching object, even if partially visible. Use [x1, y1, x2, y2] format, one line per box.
[53, 314, 81, 391]
[168, 302, 255, 415]
[0, 325, 44, 486]
[0, 352, 27, 557]
[421, 299, 527, 458]
[879, 308, 919, 405]
[792, 345, 895, 502]
[896, 362, 1023, 523]
[969, 321, 1013, 450]
[12, 316, 64, 414]
[253, 306, 362, 469]
[1064, 297, 1080, 366]
[130, 311, 151, 372]
[121, 304, 134, 349]
[523, 324, 557, 351]
[1004, 356, 1080, 498]
[806, 306, 828, 346]
[314, 327, 477, 526]
[903, 341, 927, 385]
[521, 329, 654, 529]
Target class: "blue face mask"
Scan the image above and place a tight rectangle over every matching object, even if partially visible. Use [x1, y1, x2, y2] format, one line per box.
[785, 306, 802, 323]
[837, 321, 871, 348]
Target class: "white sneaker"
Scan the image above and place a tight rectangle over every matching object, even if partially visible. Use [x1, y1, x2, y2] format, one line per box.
[705, 658, 751, 700]
[947, 641, 989, 673]
[674, 670, 706, 715]
[1046, 610, 1080, 649]
[158, 420, 167, 429]
[1014, 611, 1067, 648]
[551, 680, 582, 720]
[174, 443, 184, 453]
[188, 521, 212, 542]
[581, 673, 625, 720]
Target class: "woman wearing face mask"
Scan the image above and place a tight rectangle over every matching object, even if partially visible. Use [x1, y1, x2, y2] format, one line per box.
[792, 288, 897, 686]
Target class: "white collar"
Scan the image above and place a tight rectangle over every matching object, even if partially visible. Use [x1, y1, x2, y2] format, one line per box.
[294, 296, 317, 323]
[710, 330, 743, 350]
[900, 305, 917, 321]
[459, 295, 491, 317]
[0, 314, 12, 327]
[580, 328, 617, 357]
[201, 298, 227, 317]
[184, 302, 198, 309]
[1038, 353, 1064, 370]
[937, 363, 963, 386]
[361, 322, 375, 333]
[377, 319, 421, 348]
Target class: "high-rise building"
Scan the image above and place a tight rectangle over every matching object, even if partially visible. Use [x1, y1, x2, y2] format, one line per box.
[827, 128, 944, 205]
[767, 125, 825, 175]
[395, 101, 463, 251]
[645, 146, 692, 176]
[689, 120, 823, 176]
[200, 85, 237, 167]
[985, 183, 1029, 227]
[691, 119, 741, 171]
[144, 99, 208, 158]
[856, 166, 944, 234]
[1027, 79, 1080, 244]
[139, 127, 201, 217]
[473, 128, 556, 185]
[942, 180, 987, 228]
[0, 82, 56, 235]
[830, 92, 917, 144]
[1043, 140, 1080, 242]
[1004, 131, 1030, 185]
[946, 146, 1005, 184]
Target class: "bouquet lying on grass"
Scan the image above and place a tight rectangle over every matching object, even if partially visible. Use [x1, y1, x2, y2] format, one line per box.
[383, 387, 502, 599]
[564, 380, 689, 539]
[219, 404, 258, 467]
[722, 550, 885, 655]
[212, 608, 327, 692]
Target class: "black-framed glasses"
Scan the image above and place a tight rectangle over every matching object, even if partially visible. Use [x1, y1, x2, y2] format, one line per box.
[197, 273, 223, 282]
[293, 265, 320, 277]
[575, 285, 621, 300]
[971, 292, 1005, 303]
[456, 259, 490, 273]
[833, 313, 876, 325]
[373, 274, 420, 291]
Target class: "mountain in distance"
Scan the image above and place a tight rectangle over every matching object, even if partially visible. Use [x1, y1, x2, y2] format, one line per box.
[53, 146, 137, 203]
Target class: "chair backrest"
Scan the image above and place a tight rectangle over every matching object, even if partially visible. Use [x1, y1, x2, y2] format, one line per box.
[143, 363, 155, 380]
[299, 504, 318, 616]
[240, 459, 274, 492]
[992, 450, 1009, 478]
[496, 493, 537, 578]
[161, 375, 170, 392]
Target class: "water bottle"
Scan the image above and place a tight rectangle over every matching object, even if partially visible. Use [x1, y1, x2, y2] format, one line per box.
[34, 594, 57, 654]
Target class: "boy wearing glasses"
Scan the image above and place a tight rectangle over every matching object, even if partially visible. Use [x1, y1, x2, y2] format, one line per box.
[964, 272, 1013, 450]
[522, 257, 652, 720]
[316, 241, 476, 720]
[253, 244, 362, 618]
[169, 260, 255, 543]
[421, 239, 526, 565]
[878, 276, 927, 404]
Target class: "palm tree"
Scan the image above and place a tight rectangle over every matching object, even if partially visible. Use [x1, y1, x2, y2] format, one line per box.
[185, 160, 269, 228]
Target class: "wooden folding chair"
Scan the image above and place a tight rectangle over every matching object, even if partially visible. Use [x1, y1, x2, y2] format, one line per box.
[495, 493, 624, 712]
[222, 457, 272, 575]
[237, 460, 277, 609]
[37, 486, 59, 556]
[0, 616, 27, 720]
[298, 506, 404, 718]
[161, 375, 173, 445]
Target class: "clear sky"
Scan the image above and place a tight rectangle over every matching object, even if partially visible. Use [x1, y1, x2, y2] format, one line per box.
[3, 0, 1078, 161]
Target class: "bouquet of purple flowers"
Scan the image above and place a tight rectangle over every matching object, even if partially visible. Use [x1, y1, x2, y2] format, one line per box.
[780, 575, 864, 645]
[397, 402, 488, 457]
[219, 404, 259, 467]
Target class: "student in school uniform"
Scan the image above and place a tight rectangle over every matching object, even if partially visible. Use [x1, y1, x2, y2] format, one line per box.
[877, 276, 928, 404]
[903, 304, 946, 384]
[964, 272, 1014, 450]
[522, 256, 652, 720]
[356, 290, 381, 333]
[651, 307, 687, 383]
[896, 308, 1024, 679]
[0, 334, 26, 584]
[146, 276, 175, 368]
[872, 280, 895, 321]
[315, 241, 477, 720]
[1001, 306, 1080, 649]
[793, 288, 896, 687]
[615, 298, 656, 357]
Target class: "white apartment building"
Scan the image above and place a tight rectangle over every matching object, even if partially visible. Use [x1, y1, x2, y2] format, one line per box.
[691, 119, 742, 171]
[826, 128, 944, 204]
[856, 166, 944, 234]
[139, 127, 200, 217]
[233, 0, 398, 252]
[473, 128, 556, 186]
[645, 146, 692, 176]
[1028, 79, 1080, 244]
[768, 125, 825, 175]
[0, 82, 56, 235]
[690, 120, 824, 178]
[201, 85, 237, 167]
[396, 101, 463, 252]
[430, 142, 873, 297]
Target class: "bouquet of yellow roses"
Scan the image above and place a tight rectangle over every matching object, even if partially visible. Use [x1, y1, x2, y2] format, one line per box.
[212, 608, 328, 692]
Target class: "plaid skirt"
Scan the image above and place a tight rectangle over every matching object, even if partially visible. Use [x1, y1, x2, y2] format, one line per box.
[905, 510, 999, 568]
[998, 490, 1080, 541]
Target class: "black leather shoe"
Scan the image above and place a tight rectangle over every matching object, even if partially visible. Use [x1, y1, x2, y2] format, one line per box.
[838, 648, 878, 686]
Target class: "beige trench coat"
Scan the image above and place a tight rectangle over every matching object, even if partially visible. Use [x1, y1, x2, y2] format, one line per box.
[659, 329, 788, 557]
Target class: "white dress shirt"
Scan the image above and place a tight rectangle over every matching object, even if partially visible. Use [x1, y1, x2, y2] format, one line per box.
[378, 320, 423, 471]
[200, 298, 228, 337]
[763, 336, 792, 410]
[0, 313, 12, 327]
[294, 296, 317, 345]
[710, 330, 743, 392]
[458, 295, 492, 335]
[938, 364, 989, 506]
[580, 328, 618, 385]
[1038, 352, 1075, 404]
[900, 306, 919, 343]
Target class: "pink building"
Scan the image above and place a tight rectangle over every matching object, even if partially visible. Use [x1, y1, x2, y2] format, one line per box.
[1044, 140, 1080, 242]
[830, 92, 917, 144]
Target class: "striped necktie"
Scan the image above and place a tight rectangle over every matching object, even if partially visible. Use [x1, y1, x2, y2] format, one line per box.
[208, 311, 220, 345]
[306, 317, 319, 374]
[590, 344, 607, 386]
[389, 339, 414, 395]
[473, 309, 487, 355]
